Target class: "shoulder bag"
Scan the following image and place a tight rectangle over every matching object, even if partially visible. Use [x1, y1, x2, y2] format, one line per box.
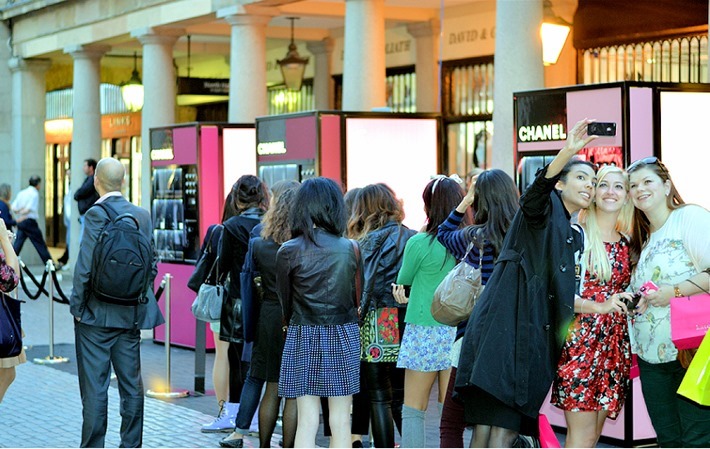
[191, 253, 224, 323]
[187, 225, 222, 293]
[431, 240, 484, 326]
[0, 293, 22, 358]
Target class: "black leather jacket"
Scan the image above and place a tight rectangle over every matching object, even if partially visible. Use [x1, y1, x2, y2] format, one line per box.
[276, 228, 359, 326]
[359, 221, 416, 315]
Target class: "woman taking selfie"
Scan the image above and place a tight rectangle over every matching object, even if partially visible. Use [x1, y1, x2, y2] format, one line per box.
[627, 157, 710, 447]
[455, 119, 597, 447]
[551, 165, 635, 448]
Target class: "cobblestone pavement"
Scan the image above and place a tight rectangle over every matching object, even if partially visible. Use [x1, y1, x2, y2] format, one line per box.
[4, 261, 465, 448]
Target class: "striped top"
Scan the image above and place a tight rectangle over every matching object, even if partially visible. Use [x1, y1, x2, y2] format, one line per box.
[437, 209, 497, 286]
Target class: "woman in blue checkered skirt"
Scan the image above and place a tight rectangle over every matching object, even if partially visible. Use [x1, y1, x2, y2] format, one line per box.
[276, 177, 361, 448]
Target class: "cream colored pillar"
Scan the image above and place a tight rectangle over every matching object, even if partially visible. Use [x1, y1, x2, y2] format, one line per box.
[132, 27, 183, 211]
[491, 0, 544, 175]
[407, 19, 441, 113]
[343, 0, 386, 110]
[307, 38, 334, 110]
[9, 57, 51, 265]
[64, 44, 109, 265]
[218, 6, 276, 122]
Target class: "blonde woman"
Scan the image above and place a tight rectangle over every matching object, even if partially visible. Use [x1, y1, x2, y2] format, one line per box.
[551, 165, 635, 448]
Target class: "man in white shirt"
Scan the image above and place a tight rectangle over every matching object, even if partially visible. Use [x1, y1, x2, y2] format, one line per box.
[12, 175, 53, 263]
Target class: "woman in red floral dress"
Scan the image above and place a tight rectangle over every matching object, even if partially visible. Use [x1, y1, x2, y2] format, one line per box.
[551, 165, 636, 448]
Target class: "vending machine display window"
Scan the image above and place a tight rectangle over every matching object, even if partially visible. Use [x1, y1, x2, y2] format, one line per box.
[152, 164, 199, 263]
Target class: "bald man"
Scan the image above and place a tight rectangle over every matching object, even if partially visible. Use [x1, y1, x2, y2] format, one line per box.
[70, 157, 164, 448]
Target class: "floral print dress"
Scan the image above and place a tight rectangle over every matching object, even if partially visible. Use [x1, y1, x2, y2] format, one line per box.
[551, 238, 632, 418]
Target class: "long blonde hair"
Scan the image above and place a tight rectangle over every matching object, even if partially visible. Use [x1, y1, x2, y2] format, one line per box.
[578, 165, 634, 282]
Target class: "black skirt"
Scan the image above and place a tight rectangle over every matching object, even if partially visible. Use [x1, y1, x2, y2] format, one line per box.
[462, 385, 537, 435]
[249, 300, 284, 382]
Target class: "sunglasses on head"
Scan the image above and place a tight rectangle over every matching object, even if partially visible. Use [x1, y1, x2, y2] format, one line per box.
[627, 156, 669, 175]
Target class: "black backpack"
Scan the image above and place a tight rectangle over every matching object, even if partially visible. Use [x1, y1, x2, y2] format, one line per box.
[90, 202, 152, 306]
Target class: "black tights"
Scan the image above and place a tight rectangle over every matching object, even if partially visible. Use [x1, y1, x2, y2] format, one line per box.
[227, 342, 249, 403]
[470, 425, 519, 448]
[258, 382, 297, 448]
[363, 361, 404, 448]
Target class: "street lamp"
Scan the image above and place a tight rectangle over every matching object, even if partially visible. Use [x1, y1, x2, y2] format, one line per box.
[121, 52, 144, 111]
[278, 17, 309, 92]
[541, 0, 571, 66]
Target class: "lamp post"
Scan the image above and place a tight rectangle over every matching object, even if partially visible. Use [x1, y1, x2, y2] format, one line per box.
[278, 17, 309, 91]
[541, 0, 571, 66]
[121, 52, 144, 111]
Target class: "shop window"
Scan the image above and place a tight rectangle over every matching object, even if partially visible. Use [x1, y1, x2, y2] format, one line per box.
[268, 80, 315, 115]
[333, 66, 416, 112]
[581, 34, 708, 84]
[442, 57, 494, 177]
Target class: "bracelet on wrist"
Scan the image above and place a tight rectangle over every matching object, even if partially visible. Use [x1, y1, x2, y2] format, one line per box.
[674, 285, 683, 298]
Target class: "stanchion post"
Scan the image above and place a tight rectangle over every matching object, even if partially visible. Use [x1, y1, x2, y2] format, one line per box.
[147, 273, 188, 399]
[33, 260, 69, 365]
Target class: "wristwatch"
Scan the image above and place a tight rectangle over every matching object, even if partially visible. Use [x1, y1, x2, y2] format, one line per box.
[674, 285, 683, 298]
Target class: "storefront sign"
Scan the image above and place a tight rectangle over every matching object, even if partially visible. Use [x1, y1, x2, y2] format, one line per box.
[257, 141, 287, 155]
[177, 77, 230, 95]
[515, 92, 568, 147]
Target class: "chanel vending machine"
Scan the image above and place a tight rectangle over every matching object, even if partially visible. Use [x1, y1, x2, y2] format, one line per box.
[150, 123, 256, 349]
[256, 111, 441, 230]
[516, 82, 710, 446]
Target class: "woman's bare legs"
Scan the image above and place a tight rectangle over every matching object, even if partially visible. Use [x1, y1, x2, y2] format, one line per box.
[328, 395, 354, 449]
[564, 410, 608, 448]
[295, 395, 320, 448]
[0, 367, 16, 403]
[213, 333, 231, 404]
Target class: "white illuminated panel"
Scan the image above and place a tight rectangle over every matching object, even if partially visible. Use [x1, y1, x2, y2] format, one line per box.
[223, 127, 257, 198]
[346, 118, 438, 230]
[660, 92, 710, 211]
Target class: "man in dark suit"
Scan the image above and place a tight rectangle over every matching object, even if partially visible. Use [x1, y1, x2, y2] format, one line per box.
[73, 158, 100, 244]
[70, 157, 164, 448]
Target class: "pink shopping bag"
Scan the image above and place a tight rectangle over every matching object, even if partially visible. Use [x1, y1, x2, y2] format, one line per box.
[538, 413, 561, 448]
[670, 293, 710, 350]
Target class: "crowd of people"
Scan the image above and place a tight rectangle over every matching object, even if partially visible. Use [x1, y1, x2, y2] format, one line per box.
[1, 118, 709, 448]
[187, 119, 710, 448]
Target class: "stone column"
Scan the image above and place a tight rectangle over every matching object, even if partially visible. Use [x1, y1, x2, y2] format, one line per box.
[0, 23, 13, 186]
[9, 57, 51, 265]
[407, 19, 441, 113]
[307, 38, 334, 110]
[342, 0, 386, 110]
[64, 44, 109, 266]
[491, 0, 544, 175]
[218, 6, 276, 122]
[132, 27, 183, 211]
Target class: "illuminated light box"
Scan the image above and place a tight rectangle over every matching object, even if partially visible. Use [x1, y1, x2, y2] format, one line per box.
[659, 91, 710, 211]
[345, 117, 439, 230]
[223, 126, 257, 197]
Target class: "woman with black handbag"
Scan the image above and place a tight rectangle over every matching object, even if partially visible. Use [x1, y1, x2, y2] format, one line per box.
[193, 191, 239, 433]
[0, 217, 21, 403]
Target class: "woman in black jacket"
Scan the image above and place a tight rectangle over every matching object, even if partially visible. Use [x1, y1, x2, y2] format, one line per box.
[276, 177, 361, 448]
[455, 119, 598, 447]
[348, 183, 416, 448]
[218, 175, 269, 417]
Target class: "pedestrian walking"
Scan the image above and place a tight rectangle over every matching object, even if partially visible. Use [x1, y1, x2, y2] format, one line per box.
[11, 175, 53, 264]
[73, 158, 99, 244]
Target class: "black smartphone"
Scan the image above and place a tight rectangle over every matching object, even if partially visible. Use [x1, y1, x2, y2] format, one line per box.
[587, 122, 617, 136]
[403, 285, 411, 296]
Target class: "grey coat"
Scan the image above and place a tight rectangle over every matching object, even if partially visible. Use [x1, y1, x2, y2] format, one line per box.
[69, 195, 164, 330]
